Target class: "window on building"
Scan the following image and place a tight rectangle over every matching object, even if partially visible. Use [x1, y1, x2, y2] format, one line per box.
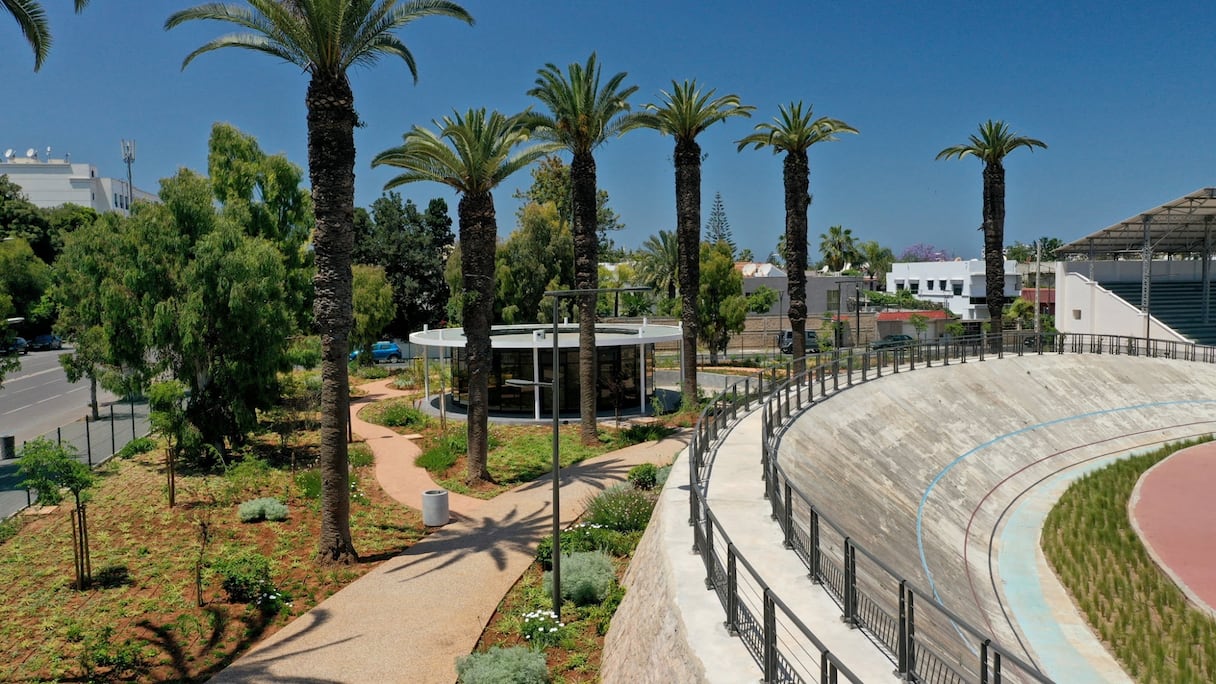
[895, 281, 905, 291]
[909, 281, 919, 294]
[969, 296, 987, 305]
[939, 280, 947, 291]
[114, 193, 119, 207]
[926, 280, 935, 291]
[952, 281, 963, 295]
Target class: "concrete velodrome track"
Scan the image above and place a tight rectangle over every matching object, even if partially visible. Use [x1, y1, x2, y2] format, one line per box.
[777, 353, 1216, 680]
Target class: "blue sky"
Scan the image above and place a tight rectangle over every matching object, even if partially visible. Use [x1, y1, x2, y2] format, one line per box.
[2, 1, 1211, 263]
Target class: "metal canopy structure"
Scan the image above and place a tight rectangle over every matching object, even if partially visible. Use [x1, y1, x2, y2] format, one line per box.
[1058, 187, 1216, 257]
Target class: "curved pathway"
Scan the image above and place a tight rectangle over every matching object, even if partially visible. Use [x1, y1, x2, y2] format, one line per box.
[213, 378, 690, 683]
[1130, 440, 1216, 618]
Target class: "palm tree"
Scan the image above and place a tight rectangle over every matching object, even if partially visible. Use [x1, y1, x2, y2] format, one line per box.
[634, 229, 678, 300]
[937, 120, 1046, 330]
[858, 240, 894, 287]
[524, 53, 640, 445]
[738, 102, 856, 371]
[372, 108, 547, 486]
[639, 80, 752, 399]
[166, 0, 473, 564]
[819, 224, 858, 272]
[7, 0, 88, 71]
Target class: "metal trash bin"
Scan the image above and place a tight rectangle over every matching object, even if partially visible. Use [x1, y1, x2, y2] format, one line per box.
[422, 489, 449, 527]
[0, 435, 14, 460]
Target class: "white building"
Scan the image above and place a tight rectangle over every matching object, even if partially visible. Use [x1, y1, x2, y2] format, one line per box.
[0, 149, 155, 216]
[887, 259, 1021, 322]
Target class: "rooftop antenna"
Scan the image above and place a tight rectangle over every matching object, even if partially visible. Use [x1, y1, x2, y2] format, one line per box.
[25, 148, 36, 159]
[120, 139, 136, 213]
[2, 149, 12, 161]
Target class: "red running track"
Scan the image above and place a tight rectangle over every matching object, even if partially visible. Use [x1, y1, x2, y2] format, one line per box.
[1130, 441, 1216, 615]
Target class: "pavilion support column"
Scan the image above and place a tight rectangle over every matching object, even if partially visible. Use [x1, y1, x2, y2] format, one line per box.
[533, 337, 542, 421]
[638, 343, 646, 415]
[1204, 219, 1213, 325]
[1088, 238, 1095, 281]
[1142, 214, 1153, 340]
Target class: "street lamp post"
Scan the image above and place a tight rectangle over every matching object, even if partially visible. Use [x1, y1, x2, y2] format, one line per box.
[120, 140, 135, 214]
[508, 286, 648, 618]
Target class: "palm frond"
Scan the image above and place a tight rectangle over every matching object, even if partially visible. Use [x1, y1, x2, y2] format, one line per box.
[6, 0, 50, 70]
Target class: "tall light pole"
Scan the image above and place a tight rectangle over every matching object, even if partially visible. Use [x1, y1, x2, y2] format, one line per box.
[120, 140, 135, 213]
[509, 286, 648, 617]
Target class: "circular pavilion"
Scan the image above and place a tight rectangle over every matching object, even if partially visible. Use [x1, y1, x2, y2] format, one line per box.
[409, 321, 683, 419]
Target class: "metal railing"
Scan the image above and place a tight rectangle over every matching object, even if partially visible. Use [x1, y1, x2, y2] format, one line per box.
[689, 330, 1208, 682]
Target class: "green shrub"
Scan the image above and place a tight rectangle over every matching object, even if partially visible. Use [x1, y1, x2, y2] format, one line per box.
[535, 524, 637, 569]
[238, 497, 289, 523]
[352, 364, 390, 380]
[0, 516, 23, 545]
[296, 470, 321, 500]
[116, 436, 156, 459]
[456, 645, 549, 684]
[583, 484, 655, 532]
[79, 626, 149, 681]
[212, 549, 275, 604]
[370, 399, 427, 429]
[544, 550, 616, 606]
[627, 463, 658, 490]
[223, 455, 272, 498]
[416, 431, 466, 473]
[613, 423, 677, 447]
[348, 443, 374, 468]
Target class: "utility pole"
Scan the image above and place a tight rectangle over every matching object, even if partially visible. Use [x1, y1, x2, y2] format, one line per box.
[120, 140, 136, 214]
[1034, 239, 1042, 335]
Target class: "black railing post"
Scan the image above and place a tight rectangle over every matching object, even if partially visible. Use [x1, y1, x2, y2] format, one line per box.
[110, 405, 116, 457]
[704, 515, 715, 589]
[897, 581, 908, 677]
[809, 508, 821, 582]
[745, 378, 750, 409]
[981, 639, 990, 684]
[763, 591, 777, 684]
[842, 538, 857, 626]
[994, 651, 1002, 684]
[819, 364, 827, 396]
[847, 354, 854, 386]
[726, 546, 739, 635]
[85, 418, 92, 467]
[130, 400, 136, 439]
[907, 590, 917, 679]
[782, 481, 794, 549]
[689, 438, 699, 529]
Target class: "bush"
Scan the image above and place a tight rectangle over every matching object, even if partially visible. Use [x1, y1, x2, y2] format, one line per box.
[456, 645, 549, 684]
[416, 431, 466, 473]
[212, 549, 275, 604]
[238, 497, 289, 523]
[614, 423, 677, 447]
[348, 443, 374, 468]
[535, 523, 637, 569]
[79, 626, 149, 681]
[116, 437, 156, 459]
[368, 399, 427, 429]
[627, 463, 658, 490]
[518, 608, 566, 647]
[583, 484, 655, 532]
[543, 550, 616, 606]
[295, 470, 321, 500]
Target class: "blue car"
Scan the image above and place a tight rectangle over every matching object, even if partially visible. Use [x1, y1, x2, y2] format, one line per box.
[350, 341, 403, 364]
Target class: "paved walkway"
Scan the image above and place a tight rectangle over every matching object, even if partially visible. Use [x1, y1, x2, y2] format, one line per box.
[212, 379, 690, 683]
[1130, 440, 1216, 618]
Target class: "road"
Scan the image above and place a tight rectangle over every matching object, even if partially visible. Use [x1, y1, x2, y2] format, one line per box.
[0, 349, 149, 520]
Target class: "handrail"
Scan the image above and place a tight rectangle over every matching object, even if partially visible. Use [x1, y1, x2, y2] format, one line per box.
[687, 330, 1209, 683]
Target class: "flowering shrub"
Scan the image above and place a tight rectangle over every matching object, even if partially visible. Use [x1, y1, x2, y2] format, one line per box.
[583, 484, 655, 532]
[519, 608, 566, 647]
[535, 523, 637, 569]
[627, 463, 658, 490]
[211, 549, 289, 612]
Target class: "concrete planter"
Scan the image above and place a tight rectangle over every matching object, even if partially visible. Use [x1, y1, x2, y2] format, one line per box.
[422, 489, 449, 527]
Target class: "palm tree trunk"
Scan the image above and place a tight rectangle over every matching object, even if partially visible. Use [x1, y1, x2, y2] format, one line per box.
[571, 150, 599, 445]
[459, 192, 496, 485]
[307, 74, 358, 564]
[785, 150, 811, 374]
[983, 161, 1006, 347]
[675, 138, 701, 400]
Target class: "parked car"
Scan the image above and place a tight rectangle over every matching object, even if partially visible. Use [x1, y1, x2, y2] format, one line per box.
[349, 340, 403, 363]
[2, 336, 28, 355]
[871, 334, 915, 350]
[777, 330, 821, 355]
[28, 334, 62, 351]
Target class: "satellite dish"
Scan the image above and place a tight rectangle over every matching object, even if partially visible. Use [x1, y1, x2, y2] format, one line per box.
[2, 149, 12, 159]
[25, 148, 36, 158]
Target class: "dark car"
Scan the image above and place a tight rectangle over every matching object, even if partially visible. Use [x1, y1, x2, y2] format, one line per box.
[29, 334, 63, 351]
[871, 334, 915, 350]
[2, 336, 28, 355]
[778, 330, 820, 355]
[349, 340, 403, 363]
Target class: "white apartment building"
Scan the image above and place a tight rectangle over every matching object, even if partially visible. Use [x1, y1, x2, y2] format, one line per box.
[0, 149, 156, 216]
[887, 259, 1021, 321]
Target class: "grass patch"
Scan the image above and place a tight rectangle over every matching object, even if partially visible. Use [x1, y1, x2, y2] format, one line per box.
[1042, 436, 1216, 683]
[361, 398, 428, 430]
